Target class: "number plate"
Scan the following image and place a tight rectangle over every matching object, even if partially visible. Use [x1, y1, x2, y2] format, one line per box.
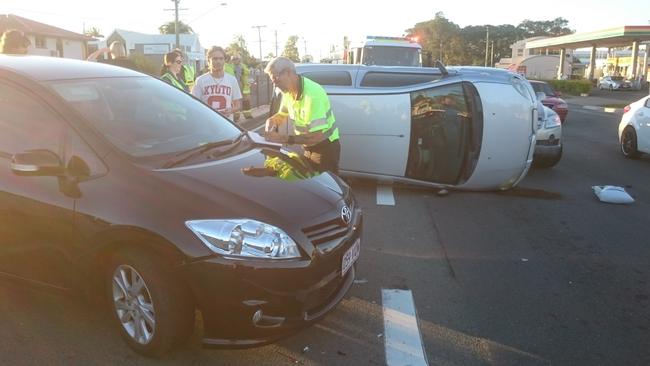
[341, 238, 360, 277]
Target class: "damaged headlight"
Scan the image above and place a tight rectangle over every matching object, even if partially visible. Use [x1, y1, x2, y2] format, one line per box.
[186, 219, 301, 259]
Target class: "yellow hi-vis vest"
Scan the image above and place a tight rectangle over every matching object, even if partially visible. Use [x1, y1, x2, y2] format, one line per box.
[225, 62, 251, 94]
[182, 65, 195, 88]
[278, 77, 339, 143]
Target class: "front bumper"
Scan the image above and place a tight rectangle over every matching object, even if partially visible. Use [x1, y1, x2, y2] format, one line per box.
[182, 209, 363, 348]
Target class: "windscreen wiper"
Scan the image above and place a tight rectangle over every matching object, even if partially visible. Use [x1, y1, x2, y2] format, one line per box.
[162, 132, 245, 169]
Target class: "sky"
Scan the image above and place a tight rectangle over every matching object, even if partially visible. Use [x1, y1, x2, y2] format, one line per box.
[4, 0, 650, 60]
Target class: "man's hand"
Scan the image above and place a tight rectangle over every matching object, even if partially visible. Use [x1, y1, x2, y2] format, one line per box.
[264, 131, 289, 144]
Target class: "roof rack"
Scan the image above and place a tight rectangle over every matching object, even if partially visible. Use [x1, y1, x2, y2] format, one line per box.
[434, 60, 448, 76]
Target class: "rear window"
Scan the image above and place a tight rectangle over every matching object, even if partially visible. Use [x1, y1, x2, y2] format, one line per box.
[302, 71, 352, 86]
[360, 72, 441, 87]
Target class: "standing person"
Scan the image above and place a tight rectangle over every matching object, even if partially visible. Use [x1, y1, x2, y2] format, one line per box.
[264, 57, 341, 174]
[0, 29, 30, 54]
[192, 46, 242, 120]
[225, 53, 253, 121]
[172, 48, 196, 90]
[160, 51, 188, 91]
[87, 41, 139, 72]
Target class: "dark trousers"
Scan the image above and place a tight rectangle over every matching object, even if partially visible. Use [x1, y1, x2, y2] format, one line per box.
[304, 139, 341, 175]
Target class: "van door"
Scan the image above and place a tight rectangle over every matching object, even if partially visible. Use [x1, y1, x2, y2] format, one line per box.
[405, 82, 482, 185]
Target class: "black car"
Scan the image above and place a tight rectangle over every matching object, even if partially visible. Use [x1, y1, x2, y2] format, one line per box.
[0, 56, 362, 356]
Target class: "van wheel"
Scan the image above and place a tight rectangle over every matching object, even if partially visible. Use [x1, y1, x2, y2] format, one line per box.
[106, 249, 194, 357]
[621, 127, 640, 158]
[534, 146, 563, 168]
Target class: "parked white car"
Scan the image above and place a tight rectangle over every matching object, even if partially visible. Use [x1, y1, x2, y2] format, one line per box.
[533, 102, 563, 168]
[271, 64, 540, 190]
[598, 76, 632, 91]
[618, 94, 650, 158]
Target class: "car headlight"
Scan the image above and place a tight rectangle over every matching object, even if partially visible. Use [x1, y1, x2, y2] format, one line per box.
[545, 113, 562, 128]
[186, 219, 301, 259]
[555, 103, 567, 109]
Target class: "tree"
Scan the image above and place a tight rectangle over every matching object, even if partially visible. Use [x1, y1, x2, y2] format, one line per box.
[84, 27, 103, 38]
[282, 35, 300, 62]
[226, 34, 253, 65]
[518, 18, 574, 37]
[158, 21, 194, 35]
[405, 12, 462, 65]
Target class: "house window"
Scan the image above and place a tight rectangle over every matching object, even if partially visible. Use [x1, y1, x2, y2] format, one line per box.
[35, 36, 46, 48]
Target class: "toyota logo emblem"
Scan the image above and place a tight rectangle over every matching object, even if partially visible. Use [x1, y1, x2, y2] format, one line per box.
[341, 205, 352, 224]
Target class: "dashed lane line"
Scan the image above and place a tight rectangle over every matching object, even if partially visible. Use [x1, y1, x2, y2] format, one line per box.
[382, 288, 428, 366]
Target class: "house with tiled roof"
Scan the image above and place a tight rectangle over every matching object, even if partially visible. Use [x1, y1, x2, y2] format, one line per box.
[0, 14, 93, 59]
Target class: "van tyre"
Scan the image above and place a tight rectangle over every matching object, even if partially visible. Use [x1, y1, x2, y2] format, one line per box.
[106, 249, 194, 357]
[621, 127, 640, 158]
[534, 146, 563, 168]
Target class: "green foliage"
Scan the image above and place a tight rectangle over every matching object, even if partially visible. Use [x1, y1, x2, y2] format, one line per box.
[84, 27, 103, 38]
[405, 14, 576, 66]
[129, 54, 158, 76]
[158, 21, 194, 35]
[226, 34, 253, 65]
[545, 79, 592, 95]
[282, 35, 300, 63]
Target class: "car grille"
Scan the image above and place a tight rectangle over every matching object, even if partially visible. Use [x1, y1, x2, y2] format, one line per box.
[302, 202, 354, 246]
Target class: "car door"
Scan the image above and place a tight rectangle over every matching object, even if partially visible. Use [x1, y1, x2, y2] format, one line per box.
[0, 79, 77, 289]
[637, 98, 650, 152]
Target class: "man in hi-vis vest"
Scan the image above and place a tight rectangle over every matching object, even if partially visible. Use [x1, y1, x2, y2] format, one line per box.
[264, 57, 341, 175]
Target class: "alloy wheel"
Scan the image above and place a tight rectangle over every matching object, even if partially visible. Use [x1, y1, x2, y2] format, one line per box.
[112, 265, 156, 345]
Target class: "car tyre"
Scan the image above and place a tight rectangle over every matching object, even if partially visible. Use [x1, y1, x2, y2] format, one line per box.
[621, 127, 640, 159]
[534, 145, 563, 168]
[106, 249, 194, 357]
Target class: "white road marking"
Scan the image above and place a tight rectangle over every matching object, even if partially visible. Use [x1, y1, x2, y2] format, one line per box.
[382, 289, 428, 366]
[377, 184, 395, 206]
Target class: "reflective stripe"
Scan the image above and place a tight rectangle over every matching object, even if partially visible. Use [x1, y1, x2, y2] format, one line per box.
[162, 72, 186, 91]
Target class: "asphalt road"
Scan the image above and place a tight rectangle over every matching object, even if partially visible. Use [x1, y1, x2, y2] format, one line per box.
[1, 104, 649, 365]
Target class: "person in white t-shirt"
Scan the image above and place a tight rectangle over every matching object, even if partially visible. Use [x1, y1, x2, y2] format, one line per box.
[192, 46, 242, 120]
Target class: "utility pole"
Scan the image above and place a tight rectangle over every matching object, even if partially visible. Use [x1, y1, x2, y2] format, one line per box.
[251, 25, 267, 62]
[490, 41, 494, 67]
[303, 38, 307, 61]
[164, 0, 188, 50]
[275, 30, 279, 57]
[484, 26, 489, 67]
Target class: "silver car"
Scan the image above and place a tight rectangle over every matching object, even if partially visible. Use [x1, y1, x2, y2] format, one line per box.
[533, 103, 563, 168]
[598, 76, 631, 91]
[271, 64, 540, 190]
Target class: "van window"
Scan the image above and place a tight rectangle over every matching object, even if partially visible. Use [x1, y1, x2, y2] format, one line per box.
[360, 72, 441, 87]
[302, 72, 352, 86]
[406, 82, 481, 184]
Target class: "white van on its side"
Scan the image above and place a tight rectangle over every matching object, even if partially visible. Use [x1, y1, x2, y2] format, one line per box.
[269, 64, 539, 191]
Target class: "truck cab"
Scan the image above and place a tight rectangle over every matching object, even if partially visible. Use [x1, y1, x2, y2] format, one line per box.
[346, 36, 422, 67]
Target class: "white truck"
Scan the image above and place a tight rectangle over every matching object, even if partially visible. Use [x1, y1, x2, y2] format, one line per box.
[345, 36, 422, 67]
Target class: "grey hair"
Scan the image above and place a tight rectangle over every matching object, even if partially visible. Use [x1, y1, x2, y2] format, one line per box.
[109, 41, 126, 58]
[265, 57, 295, 75]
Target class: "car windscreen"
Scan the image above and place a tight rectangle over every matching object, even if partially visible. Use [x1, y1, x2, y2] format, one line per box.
[47, 77, 241, 158]
[362, 46, 421, 66]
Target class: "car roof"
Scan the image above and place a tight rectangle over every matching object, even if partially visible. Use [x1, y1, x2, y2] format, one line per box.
[0, 55, 143, 81]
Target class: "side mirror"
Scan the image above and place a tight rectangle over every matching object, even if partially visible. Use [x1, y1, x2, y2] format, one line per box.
[536, 92, 547, 101]
[11, 149, 64, 176]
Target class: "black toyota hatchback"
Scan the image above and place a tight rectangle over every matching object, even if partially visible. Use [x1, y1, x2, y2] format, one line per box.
[0, 56, 362, 356]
